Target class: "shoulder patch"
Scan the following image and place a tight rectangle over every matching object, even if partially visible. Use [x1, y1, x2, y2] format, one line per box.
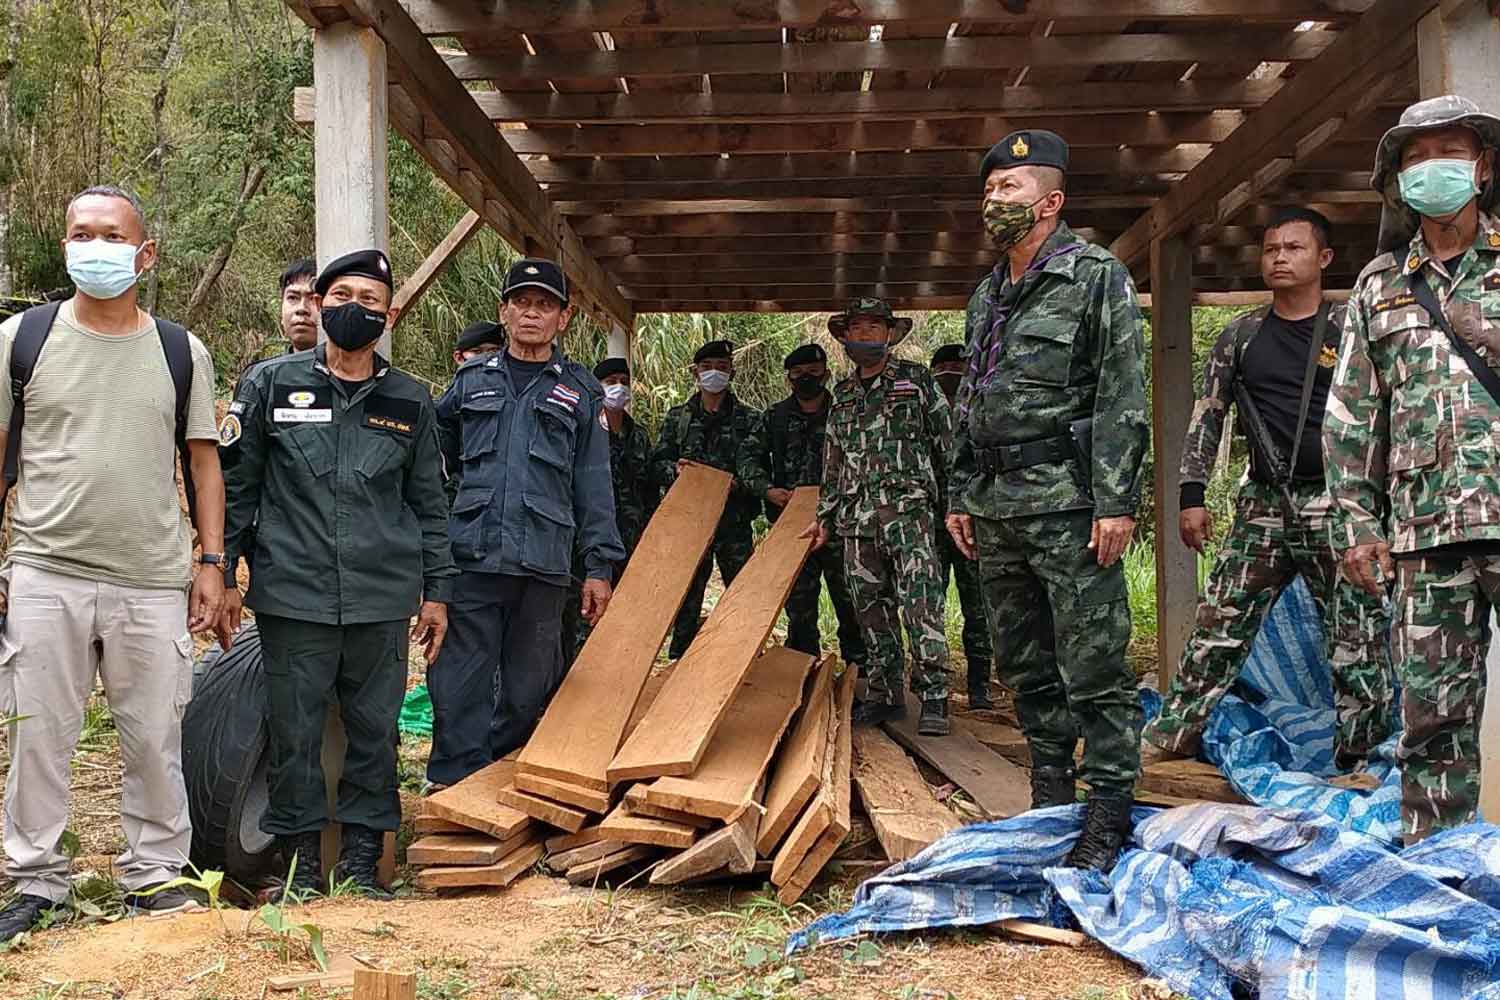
[1484, 271, 1500, 292]
[218, 413, 242, 447]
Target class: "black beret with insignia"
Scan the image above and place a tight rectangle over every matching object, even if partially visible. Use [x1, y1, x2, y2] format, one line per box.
[502, 258, 569, 305]
[694, 339, 734, 363]
[594, 357, 630, 380]
[456, 320, 503, 352]
[783, 344, 827, 370]
[979, 129, 1069, 185]
[315, 248, 394, 297]
[930, 344, 965, 366]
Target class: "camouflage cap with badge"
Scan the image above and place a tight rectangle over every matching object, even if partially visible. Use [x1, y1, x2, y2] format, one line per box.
[1370, 95, 1500, 253]
[827, 297, 914, 345]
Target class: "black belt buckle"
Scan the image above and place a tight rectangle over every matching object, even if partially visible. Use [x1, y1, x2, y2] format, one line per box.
[999, 443, 1026, 472]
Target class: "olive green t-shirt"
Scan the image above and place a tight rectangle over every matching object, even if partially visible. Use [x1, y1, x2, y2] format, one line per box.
[0, 300, 218, 590]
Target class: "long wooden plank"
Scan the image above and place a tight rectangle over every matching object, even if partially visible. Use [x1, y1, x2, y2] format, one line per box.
[776, 827, 842, 906]
[884, 694, 1030, 820]
[608, 488, 818, 783]
[389, 209, 482, 332]
[545, 838, 627, 873]
[496, 783, 589, 833]
[544, 825, 608, 854]
[412, 815, 471, 836]
[423, 759, 533, 840]
[851, 728, 960, 863]
[596, 802, 698, 849]
[755, 656, 836, 855]
[566, 845, 659, 885]
[649, 812, 758, 885]
[771, 668, 854, 886]
[643, 648, 816, 820]
[623, 785, 716, 829]
[406, 831, 531, 867]
[518, 464, 731, 790]
[512, 771, 613, 813]
[415, 840, 544, 890]
[776, 670, 856, 903]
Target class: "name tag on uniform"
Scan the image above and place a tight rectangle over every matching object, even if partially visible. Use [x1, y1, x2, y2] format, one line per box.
[1372, 293, 1417, 313]
[273, 385, 333, 423]
[364, 396, 420, 436]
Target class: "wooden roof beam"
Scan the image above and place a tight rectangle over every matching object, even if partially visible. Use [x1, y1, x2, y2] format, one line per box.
[632, 296, 974, 314]
[1109, 0, 1445, 273]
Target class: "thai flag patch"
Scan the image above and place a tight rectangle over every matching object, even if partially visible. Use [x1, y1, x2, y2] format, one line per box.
[546, 383, 581, 412]
[892, 380, 917, 391]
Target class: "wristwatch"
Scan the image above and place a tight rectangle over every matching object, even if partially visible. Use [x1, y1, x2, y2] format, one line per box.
[199, 552, 225, 565]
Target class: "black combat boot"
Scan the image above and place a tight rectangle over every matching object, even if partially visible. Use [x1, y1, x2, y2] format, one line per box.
[1028, 765, 1077, 810]
[1064, 794, 1134, 872]
[0, 894, 56, 942]
[966, 660, 993, 710]
[274, 830, 325, 899]
[851, 698, 905, 727]
[917, 697, 951, 736]
[334, 825, 391, 899]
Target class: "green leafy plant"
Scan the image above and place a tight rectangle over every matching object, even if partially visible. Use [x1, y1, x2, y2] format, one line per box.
[255, 857, 328, 971]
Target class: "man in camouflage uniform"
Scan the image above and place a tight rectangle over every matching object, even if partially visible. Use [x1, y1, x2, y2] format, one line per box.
[1142, 207, 1394, 773]
[931, 343, 997, 708]
[739, 344, 865, 666]
[654, 339, 762, 658]
[947, 129, 1148, 870]
[562, 357, 657, 664]
[1325, 95, 1500, 844]
[810, 299, 953, 735]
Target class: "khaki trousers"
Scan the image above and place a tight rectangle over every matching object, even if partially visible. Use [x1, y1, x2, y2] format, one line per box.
[1, 562, 193, 901]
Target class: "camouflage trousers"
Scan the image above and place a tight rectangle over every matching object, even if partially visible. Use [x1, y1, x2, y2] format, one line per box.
[976, 509, 1140, 797]
[1390, 552, 1497, 844]
[937, 527, 995, 691]
[1144, 481, 1394, 770]
[669, 521, 754, 659]
[785, 537, 867, 666]
[843, 506, 950, 703]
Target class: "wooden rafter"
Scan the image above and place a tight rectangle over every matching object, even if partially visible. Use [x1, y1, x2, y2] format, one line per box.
[389, 209, 483, 331]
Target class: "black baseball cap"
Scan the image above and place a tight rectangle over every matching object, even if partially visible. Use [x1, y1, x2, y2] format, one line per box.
[503, 258, 569, 304]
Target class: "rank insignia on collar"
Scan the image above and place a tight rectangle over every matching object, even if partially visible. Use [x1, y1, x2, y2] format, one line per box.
[1489, 233, 1500, 249]
[1407, 253, 1422, 272]
[1012, 135, 1029, 158]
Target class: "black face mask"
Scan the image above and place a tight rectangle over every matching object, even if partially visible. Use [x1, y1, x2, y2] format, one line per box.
[935, 373, 963, 398]
[792, 375, 826, 401]
[321, 302, 387, 351]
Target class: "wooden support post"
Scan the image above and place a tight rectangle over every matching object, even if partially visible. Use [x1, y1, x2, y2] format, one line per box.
[353, 969, 417, 1000]
[313, 21, 390, 356]
[607, 320, 631, 360]
[1417, 0, 1500, 826]
[1149, 235, 1197, 691]
[389, 210, 483, 332]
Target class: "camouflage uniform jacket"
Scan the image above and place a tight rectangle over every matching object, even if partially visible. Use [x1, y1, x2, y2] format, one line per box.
[949, 223, 1149, 520]
[652, 391, 763, 529]
[607, 411, 657, 558]
[1180, 302, 1348, 489]
[737, 392, 830, 522]
[1325, 211, 1500, 554]
[817, 359, 951, 539]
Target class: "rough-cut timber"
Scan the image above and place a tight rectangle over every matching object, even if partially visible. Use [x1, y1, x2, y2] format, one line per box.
[512, 771, 613, 813]
[775, 669, 856, 904]
[352, 969, 417, 1000]
[623, 786, 716, 828]
[609, 488, 818, 783]
[519, 465, 731, 791]
[1135, 759, 1245, 805]
[413, 815, 471, 836]
[649, 809, 759, 885]
[414, 840, 544, 890]
[544, 838, 627, 873]
[566, 845, 659, 886]
[884, 694, 1031, 819]
[771, 668, 855, 887]
[496, 783, 589, 833]
[597, 802, 698, 849]
[851, 728, 961, 862]
[756, 657, 836, 855]
[406, 832, 531, 867]
[423, 759, 533, 840]
[544, 826, 608, 854]
[643, 648, 817, 820]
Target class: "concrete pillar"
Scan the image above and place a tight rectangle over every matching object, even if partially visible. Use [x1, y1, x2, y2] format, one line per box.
[1149, 235, 1198, 691]
[314, 22, 391, 357]
[606, 320, 632, 360]
[1417, 0, 1500, 820]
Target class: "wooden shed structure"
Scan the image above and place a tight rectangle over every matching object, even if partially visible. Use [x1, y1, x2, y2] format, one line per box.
[286, 0, 1499, 701]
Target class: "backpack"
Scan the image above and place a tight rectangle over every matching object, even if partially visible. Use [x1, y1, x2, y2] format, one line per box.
[1, 301, 197, 528]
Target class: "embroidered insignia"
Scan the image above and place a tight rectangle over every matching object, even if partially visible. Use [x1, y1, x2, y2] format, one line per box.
[546, 383, 581, 412]
[1318, 345, 1339, 369]
[525, 265, 540, 274]
[1011, 135, 1029, 158]
[229, 401, 245, 416]
[1489, 233, 1500, 249]
[1407, 253, 1422, 272]
[218, 414, 241, 446]
[288, 391, 316, 408]
[1372, 293, 1417, 313]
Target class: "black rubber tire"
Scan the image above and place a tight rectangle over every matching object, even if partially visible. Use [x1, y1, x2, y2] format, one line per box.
[181, 624, 280, 884]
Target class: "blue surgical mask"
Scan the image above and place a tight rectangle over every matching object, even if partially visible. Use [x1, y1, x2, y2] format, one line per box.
[603, 383, 632, 411]
[1398, 158, 1481, 218]
[697, 369, 731, 394]
[66, 239, 142, 300]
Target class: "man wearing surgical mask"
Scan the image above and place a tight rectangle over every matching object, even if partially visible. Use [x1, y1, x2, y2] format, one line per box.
[217, 249, 455, 897]
[561, 357, 657, 664]
[653, 339, 762, 658]
[1325, 95, 1500, 844]
[0, 185, 225, 941]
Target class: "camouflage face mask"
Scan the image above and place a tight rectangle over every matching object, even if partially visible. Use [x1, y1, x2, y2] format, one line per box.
[983, 196, 1043, 252]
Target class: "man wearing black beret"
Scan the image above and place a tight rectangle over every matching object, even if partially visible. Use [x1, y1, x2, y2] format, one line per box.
[929, 343, 997, 709]
[738, 344, 865, 668]
[561, 356, 658, 664]
[652, 339, 762, 658]
[218, 247, 456, 897]
[427, 258, 624, 785]
[946, 129, 1149, 871]
[452, 320, 503, 367]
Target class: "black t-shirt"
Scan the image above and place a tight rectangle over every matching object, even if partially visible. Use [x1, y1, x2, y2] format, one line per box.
[506, 357, 549, 386]
[335, 375, 371, 397]
[1239, 309, 1334, 481]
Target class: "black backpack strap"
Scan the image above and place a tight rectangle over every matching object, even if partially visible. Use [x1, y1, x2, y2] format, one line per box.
[1410, 272, 1500, 408]
[1284, 301, 1331, 481]
[767, 401, 791, 487]
[2, 302, 64, 507]
[153, 318, 199, 530]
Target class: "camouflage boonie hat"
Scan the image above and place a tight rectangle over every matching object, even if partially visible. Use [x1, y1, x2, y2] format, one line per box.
[827, 298, 914, 344]
[1372, 95, 1500, 194]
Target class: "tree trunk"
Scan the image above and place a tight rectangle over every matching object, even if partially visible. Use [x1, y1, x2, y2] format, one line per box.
[0, 0, 28, 297]
[185, 162, 265, 323]
[143, 0, 190, 313]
